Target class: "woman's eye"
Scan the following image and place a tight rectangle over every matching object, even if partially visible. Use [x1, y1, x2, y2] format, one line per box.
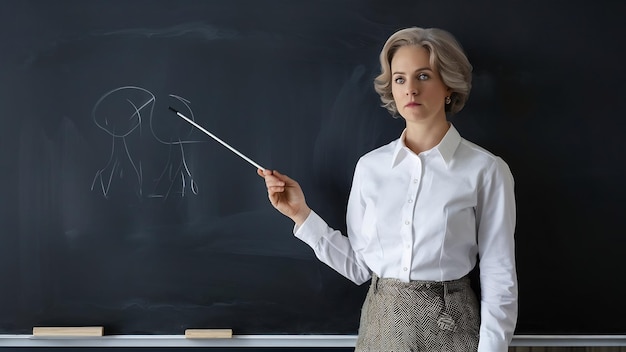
[394, 77, 405, 84]
[418, 73, 429, 80]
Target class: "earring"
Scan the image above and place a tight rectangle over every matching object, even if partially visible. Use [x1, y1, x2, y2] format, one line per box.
[445, 96, 451, 104]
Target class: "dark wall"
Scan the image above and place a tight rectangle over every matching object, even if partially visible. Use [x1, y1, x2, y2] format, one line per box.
[1, 0, 625, 339]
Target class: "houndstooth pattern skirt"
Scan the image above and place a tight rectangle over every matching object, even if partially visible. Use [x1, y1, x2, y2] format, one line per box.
[355, 274, 480, 352]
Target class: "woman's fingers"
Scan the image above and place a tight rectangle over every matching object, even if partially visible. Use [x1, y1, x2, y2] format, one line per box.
[258, 169, 285, 201]
[261, 170, 286, 188]
[257, 168, 310, 224]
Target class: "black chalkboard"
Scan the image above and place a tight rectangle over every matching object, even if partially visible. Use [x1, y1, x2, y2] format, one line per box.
[1, 0, 625, 338]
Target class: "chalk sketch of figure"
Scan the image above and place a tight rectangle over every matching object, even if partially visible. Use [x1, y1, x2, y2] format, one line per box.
[91, 86, 155, 198]
[149, 94, 199, 199]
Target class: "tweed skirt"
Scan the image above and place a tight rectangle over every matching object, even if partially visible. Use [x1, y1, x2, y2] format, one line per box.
[355, 274, 480, 352]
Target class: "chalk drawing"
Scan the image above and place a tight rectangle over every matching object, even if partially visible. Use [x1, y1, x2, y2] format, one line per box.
[148, 94, 200, 199]
[91, 86, 202, 199]
[91, 86, 154, 198]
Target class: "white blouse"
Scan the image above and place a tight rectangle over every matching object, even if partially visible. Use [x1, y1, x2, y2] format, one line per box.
[294, 124, 518, 352]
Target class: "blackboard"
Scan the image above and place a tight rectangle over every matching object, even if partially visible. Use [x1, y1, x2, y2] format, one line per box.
[1, 0, 625, 339]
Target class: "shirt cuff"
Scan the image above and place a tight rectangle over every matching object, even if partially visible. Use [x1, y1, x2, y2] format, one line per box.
[293, 210, 327, 247]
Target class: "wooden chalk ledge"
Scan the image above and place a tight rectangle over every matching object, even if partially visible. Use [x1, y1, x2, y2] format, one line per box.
[185, 329, 233, 339]
[32, 326, 104, 337]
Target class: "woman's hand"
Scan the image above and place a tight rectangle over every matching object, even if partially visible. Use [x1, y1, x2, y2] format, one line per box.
[257, 169, 311, 226]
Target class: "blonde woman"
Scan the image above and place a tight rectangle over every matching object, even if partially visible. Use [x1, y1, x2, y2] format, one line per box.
[259, 27, 517, 352]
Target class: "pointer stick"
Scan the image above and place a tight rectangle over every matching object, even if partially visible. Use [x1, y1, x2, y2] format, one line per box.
[168, 107, 265, 171]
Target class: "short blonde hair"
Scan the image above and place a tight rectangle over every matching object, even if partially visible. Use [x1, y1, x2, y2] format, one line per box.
[374, 27, 472, 117]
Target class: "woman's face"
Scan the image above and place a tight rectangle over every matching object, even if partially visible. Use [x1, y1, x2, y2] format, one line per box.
[390, 45, 449, 124]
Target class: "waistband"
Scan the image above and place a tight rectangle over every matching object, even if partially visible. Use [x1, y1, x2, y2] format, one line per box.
[370, 273, 470, 291]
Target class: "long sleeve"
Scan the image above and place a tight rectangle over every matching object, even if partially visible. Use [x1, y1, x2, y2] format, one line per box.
[475, 157, 518, 352]
[294, 211, 371, 285]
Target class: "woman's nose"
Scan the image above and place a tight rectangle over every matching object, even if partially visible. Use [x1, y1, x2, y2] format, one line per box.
[406, 82, 418, 95]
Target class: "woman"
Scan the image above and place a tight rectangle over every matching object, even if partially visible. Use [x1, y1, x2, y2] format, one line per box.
[258, 27, 517, 352]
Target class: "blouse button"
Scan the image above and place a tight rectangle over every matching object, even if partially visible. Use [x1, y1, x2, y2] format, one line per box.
[405, 220, 410, 225]
[408, 199, 413, 203]
[403, 267, 408, 272]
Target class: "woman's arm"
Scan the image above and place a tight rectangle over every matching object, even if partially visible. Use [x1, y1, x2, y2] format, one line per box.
[475, 158, 518, 352]
[258, 167, 371, 285]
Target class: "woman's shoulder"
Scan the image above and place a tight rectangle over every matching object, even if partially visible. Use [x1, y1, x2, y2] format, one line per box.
[457, 137, 513, 178]
[457, 137, 504, 163]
